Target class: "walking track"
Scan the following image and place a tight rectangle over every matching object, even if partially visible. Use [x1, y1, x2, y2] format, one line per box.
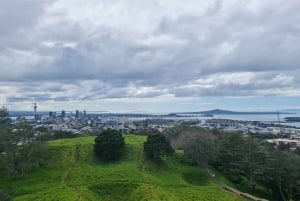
[206, 168, 268, 201]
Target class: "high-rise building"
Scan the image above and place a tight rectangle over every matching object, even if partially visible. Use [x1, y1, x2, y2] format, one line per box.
[83, 109, 87, 118]
[75, 110, 79, 119]
[61, 110, 66, 118]
[49, 111, 56, 118]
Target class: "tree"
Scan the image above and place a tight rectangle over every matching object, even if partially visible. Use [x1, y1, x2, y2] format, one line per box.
[295, 147, 300, 156]
[0, 107, 11, 153]
[0, 107, 12, 170]
[183, 134, 218, 168]
[144, 133, 174, 160]
[0, 115, 48, 178]
[240, 137, 269, 192]
[216, 132, 245, 183]
[0, 106, 10, 124]
[264, 151, 300, 201]
[0, 190, 12, 201]
[94, 129, 125, 161]
[166, 126, 211, 150]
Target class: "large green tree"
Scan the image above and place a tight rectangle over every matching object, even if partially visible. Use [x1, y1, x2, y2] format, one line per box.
[265, 151, 300, 201]
[216, 132, 245, 183]
[183, 133, 218, 168]
[94, 129, 125, 161]
[240, 137, 269, 192]
[144, 133, 174, 160]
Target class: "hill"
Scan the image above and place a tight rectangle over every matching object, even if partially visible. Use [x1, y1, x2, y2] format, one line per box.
[0, 135, 245, 201]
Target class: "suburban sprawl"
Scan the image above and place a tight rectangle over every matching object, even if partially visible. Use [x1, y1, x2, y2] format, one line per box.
[14, 109, 300, 150]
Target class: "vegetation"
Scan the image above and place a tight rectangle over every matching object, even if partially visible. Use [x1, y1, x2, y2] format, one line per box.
[264, 151, 300, 201]
[2, 108, 299, 201]
[0, 190, 12, 201]
[0, 108, 48, 179]
[211, 132, 300, 201]
[37, 130, 80, 141]
[144, 133, 174, 160]
[166, 125, 218, 168]
[0, 106, 9, 124]
[183, 133, 218, 168]
[94, 129, 125, 161]
[166, 125, 300, 201]
[216, 133, 245, 183]
[0, 135, 245, 201]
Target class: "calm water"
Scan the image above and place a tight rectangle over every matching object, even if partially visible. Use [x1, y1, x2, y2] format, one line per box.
[206, 114, 300, 128]
[165, 113, 300, 128]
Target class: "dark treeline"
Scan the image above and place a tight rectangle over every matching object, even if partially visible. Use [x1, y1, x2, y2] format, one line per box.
[165, 124, 300, 201]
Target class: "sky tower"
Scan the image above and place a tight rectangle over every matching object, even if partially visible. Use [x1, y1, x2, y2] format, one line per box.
[34, 98, 37, 121]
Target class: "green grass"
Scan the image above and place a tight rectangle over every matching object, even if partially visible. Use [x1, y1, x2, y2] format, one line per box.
[0, 135, 246, 201]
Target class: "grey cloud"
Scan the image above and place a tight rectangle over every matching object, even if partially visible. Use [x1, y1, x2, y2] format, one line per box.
[0, 0, 52, 49]
[171, 71, 300, 97]
[1, 0, 300, 104]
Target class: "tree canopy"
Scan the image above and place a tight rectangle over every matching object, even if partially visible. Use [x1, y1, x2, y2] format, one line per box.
[264, 151, 300, 201]
[183, 134, 218, 168]
[144, 133, 174, 160]
[94, 129, 125, 161]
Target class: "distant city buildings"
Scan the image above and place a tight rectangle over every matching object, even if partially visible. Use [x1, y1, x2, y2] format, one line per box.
[9, 108, 300, 151]
[49, 111, 56, 118]
[267, 135, 300, 150]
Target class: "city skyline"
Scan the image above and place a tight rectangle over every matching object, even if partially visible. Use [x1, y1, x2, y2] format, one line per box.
[1, 0, 300, 113]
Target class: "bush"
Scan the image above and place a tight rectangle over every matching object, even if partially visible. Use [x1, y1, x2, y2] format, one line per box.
[94, 129, 125, 161]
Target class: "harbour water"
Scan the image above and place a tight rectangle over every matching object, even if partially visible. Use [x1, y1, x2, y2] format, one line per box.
[202, 113, 300, 128]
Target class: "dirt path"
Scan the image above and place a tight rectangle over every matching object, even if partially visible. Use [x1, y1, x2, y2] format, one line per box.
[61, 170, 69, 185]
[206, 168, 268, 201]
[60, 145, 83, 201]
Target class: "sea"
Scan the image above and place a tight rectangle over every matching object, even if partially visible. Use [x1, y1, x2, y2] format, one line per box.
[189, 113, 300, 128]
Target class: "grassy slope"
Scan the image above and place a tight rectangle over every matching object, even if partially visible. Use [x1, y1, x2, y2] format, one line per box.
[0, 135, 245, 201]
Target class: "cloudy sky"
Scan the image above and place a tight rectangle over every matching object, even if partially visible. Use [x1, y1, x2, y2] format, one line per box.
[0, 0, 300, 113]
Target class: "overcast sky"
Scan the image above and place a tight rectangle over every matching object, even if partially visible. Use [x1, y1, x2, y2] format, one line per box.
[1, 0, 300, 113]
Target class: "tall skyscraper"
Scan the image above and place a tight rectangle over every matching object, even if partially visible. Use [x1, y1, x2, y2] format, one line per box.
[75, 110, 79, 119]
[62, 110, 66, 118]
[49, 111, 56, 118]
[83, 109, 87, 118]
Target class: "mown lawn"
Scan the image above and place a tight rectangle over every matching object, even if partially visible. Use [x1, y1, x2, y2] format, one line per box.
[0, 135, 245, 201]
